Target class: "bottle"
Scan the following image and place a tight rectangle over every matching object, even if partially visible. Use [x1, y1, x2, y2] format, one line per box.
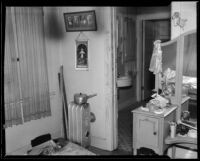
[170, 122, 176, 138]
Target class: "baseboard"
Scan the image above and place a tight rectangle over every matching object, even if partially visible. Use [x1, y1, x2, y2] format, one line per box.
[90, 136, 110, 151]
[6, 144, 31, 155]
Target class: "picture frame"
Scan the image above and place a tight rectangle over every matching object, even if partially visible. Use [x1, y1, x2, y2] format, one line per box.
[75, 40, 89, 70]
[64, 10, 97, 32]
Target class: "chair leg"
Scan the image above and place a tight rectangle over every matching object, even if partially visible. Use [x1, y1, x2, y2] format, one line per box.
[171, 146, 176, 159]
[133, 148, 137, 155]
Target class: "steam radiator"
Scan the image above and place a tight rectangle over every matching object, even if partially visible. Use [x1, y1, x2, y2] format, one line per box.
[68, 102, 91, 147]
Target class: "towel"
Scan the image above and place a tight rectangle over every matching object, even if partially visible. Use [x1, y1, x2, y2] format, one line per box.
[149, 40, 162, 74]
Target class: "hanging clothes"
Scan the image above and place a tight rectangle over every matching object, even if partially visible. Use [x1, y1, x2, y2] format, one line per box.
[149, 40, 162, 74]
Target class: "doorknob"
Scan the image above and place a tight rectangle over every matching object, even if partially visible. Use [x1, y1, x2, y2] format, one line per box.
[153, 132, 157, 135]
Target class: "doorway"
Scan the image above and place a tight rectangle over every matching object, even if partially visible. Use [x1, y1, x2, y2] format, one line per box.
[111, 7, 171, 152]
[142, 19, 170, 101]
[115, 11, 137, 153]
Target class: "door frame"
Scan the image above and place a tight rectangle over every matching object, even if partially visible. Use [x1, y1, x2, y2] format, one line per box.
[111, 7, 139, 150]
[110, 6, 118, 150]
[110, 8, 171, 150]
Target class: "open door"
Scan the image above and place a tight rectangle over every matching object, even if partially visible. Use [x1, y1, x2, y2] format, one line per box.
[142, 19, 170, 100]
[142, 20, 155, 100]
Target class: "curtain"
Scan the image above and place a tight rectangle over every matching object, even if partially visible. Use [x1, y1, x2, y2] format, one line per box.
[4, 7, 51, 126]
[14, 7, 51, 122]
[4, 7, 23, 127]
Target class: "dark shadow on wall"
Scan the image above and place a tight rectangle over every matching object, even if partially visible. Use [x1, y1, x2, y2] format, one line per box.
[45, 8, 65, 40]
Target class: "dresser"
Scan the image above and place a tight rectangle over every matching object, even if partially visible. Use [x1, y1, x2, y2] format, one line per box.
[132, 105, 177, 155]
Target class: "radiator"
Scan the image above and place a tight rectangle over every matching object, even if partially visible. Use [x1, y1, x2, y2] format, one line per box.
[68, 102, 91, 147]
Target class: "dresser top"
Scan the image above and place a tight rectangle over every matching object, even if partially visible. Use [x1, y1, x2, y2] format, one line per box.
[131, 105, 177, 118]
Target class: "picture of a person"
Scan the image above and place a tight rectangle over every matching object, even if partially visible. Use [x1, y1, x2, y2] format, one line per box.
[87, 14, 93, 26]
[67, 16, 73, 26]
[80, 15, 87, 26]
[77, 43, 88, 66]
[73, 15, 79, 27]
[79, 48, 86, 59]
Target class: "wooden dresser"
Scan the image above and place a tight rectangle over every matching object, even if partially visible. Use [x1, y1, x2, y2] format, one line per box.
[132, 105, 177, 155]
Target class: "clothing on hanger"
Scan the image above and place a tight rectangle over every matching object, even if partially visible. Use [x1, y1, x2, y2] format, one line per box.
[149, 40, 162, 75]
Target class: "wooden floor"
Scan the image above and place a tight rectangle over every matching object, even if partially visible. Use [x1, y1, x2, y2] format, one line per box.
[88, 146, 131, 155]
[88, 106, 133, 155]
[88, 101, 146, 156]
[88, 100, 197, 158]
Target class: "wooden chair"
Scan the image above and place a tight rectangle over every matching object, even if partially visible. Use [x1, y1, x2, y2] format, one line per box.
[164, 135, 197, 158]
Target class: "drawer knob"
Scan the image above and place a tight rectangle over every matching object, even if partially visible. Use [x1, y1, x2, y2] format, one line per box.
[153, 132, 157, 135]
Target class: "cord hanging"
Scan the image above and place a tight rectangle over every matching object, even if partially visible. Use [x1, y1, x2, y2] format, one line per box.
[75, 32, 89, 41]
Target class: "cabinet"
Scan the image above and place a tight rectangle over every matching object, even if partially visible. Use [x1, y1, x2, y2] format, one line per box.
[132, 105, 177, 155]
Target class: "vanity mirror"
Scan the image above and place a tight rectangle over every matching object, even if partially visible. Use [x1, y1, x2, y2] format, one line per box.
[154, 30, 196, 121]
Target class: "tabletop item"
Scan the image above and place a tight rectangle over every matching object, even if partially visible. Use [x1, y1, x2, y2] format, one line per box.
[169, 122, 176, 138]
[181, 111, 190, 120]
[140, 106, 149, 112]
[74, 93, 97, 105]
[188, 129, 197, 138]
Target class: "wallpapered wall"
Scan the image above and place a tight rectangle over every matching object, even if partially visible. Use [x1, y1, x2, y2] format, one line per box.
[171, 2, 197, 39]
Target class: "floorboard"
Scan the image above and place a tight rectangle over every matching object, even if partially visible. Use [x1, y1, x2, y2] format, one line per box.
[88, 100, 197, 158]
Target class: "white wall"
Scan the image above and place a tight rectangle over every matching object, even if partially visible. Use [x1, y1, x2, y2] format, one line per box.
[5, 6, 114, 153]
[52, 7, 113, 150]
[171, 1, 197, 39]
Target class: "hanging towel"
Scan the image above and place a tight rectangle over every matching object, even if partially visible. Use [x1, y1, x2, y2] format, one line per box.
[149, 40, 162, 74]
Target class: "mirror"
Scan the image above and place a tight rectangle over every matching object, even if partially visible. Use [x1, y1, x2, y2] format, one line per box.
[182, 32, 197, 118]
[159, 40, 178, 98]
[162, 41, 177, 72]
[182, 32, 196, 77]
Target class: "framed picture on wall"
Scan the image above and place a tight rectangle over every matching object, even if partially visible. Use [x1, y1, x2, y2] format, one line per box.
[63, 10, 97, 32]
[75, 40, 89, 70]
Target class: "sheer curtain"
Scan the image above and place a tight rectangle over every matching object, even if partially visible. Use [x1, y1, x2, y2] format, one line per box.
[4, 7, 23, 127]
[4, 7, 51, 127]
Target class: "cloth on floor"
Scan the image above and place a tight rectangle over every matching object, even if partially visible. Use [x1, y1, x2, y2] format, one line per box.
[53, 142, 96, 155]
[27, 139, 95, 155]
[27, 140, 58, 155]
